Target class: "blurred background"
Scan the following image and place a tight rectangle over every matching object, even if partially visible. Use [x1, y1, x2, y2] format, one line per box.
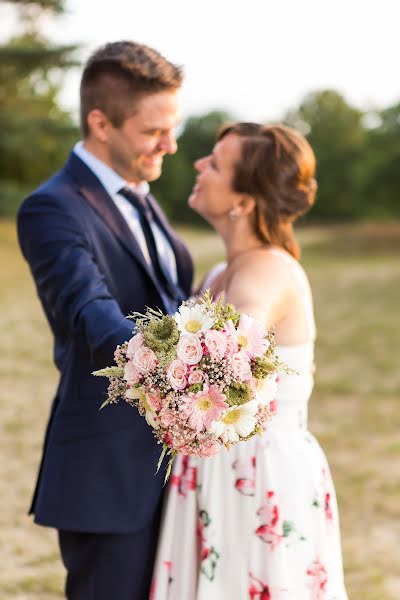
[0, 1, 399, 598]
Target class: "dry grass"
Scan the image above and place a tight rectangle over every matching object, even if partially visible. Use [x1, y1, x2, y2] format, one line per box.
[1, 219, 399, 599]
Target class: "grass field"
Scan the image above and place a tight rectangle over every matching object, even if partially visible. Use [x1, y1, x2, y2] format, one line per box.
[0, 219, 399, 599]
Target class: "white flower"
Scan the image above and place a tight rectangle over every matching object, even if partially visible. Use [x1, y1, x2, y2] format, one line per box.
[210, 400, 258, 443]
[125, 386, 144, 401]
[256, 375, 278, 405]
[174, 304, 215, 335]
[126, 388, 160, 430]
[141, 394, 160, 429]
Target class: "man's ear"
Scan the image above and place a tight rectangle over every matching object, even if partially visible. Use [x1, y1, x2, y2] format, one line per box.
[86, 109, 111, 143]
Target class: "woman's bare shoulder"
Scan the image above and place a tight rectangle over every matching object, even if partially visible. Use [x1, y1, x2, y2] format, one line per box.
[230, 248, 294, 288]
[225, 249, 294, 326]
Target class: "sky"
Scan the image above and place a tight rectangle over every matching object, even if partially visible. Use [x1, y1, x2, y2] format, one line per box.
[2, 0, 400, 123]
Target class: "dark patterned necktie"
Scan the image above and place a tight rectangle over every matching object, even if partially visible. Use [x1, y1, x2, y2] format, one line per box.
[118, 187, 182, 310]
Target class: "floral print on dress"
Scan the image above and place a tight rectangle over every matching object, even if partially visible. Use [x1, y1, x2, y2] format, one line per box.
[255, 490, 297, 549]
[248, 572, 288, 599]
[151, 289, 349, 600]
[306, 559, 328, 599]
[312, 467, 334, 522]
[198, 509, 220, 581]
[170, 455, 197, 497]
[232, 456, 256, 496]
[150, 562, 173, 600]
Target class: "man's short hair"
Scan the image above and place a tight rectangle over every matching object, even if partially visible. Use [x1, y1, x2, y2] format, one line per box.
[80, 41, 183, 137]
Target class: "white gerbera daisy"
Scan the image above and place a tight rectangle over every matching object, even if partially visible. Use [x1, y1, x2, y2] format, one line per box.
[174, 304, 215, 335]
[211, 400, 258, 443]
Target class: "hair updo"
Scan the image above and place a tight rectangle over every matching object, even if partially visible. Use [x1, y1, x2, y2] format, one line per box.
[218, 122, 317, 259]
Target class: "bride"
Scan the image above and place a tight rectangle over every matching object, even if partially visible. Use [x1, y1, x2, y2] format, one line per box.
[151, 123, 348, 599]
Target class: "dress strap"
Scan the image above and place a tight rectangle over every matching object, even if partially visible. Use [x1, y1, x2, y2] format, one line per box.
[200, 262, 227, 293]
[268, 248, 316, 341]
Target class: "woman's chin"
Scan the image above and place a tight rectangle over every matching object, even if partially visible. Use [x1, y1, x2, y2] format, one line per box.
[188, 193, 201, 212]
[188, 197, 211, 222]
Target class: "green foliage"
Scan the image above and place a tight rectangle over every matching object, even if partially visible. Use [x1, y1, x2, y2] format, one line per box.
[361, 103, 400, 218]
[285, 90, 400, 221]
[285, 90, 366, 220]
[187, 383, 203, 393]
[143, 315, 180, 352]
[224, 381, 251, 406]
[92, 366, 124, 378]
[251, 356, 279, 379]
[2, 1, 400, 223]
[0, 2, 79, 216]
[5, 0, 65, 11]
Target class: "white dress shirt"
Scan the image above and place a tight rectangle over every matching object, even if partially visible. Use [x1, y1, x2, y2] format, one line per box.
[73, 142, 178, 283]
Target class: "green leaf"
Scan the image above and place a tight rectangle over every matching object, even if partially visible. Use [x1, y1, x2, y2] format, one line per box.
[92, 366, 124, 378]
[156, 444, 168, 474]
[99, 397, 111, 410]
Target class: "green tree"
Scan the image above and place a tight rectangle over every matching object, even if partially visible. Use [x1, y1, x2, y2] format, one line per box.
[361, 103, 400, 218]
[285, 90, 366, 219]
[0, 0, 79, 216]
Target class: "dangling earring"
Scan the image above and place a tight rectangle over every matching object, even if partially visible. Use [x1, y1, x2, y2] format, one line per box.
[229, 208, 239, 221]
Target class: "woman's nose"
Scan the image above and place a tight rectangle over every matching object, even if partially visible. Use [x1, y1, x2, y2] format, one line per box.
[194, 156, 207, 172]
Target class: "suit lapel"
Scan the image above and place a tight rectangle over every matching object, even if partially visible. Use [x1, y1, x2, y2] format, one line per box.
[64, 152, 162, 293]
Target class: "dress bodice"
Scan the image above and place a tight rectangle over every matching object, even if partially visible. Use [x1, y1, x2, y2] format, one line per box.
[270, 342, 314, 431]
[271, 248, 316, 431]
[202, 249, 316, 432]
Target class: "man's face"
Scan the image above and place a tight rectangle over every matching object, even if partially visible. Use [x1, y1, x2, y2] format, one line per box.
[105, 90, 180, 184]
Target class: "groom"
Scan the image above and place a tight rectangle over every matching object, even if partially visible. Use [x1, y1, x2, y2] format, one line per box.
[17, 41, 193, 600]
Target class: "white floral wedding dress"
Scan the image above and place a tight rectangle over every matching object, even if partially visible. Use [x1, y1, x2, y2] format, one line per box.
[151, 250, 348, 600]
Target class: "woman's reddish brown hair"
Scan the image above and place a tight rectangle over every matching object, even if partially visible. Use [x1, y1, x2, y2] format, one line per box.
[218, 122, 317, 259]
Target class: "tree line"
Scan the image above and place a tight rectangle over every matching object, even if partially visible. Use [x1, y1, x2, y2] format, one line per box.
[1, 0, 399, 223]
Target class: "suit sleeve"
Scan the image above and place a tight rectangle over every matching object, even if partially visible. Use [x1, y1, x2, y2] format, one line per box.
[17, 193, 134, 368]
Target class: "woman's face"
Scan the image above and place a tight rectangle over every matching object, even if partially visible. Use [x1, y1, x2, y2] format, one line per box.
[188, 134, 243, 224]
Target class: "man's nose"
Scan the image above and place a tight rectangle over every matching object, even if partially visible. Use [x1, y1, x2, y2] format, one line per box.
[161, 131, 177, 155]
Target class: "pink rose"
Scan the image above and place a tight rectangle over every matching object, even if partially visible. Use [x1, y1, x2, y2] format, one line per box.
[230, 352, 252, 381]
[204, 329, 227, 360]
[123, 360, 141, 384]
[167, 359, 188, 390]
[132, 346, 158, 374]
[176, 333, 203, 365]
[160, 408, 177, 427]
[126, 332, 144, 359]
[188, 369, 205, 385]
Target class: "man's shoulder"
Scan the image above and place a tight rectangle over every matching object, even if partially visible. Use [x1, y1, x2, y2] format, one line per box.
[18, 157, 82, 216]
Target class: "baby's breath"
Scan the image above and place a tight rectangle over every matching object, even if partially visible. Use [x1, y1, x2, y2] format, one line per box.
[200, 355, 233, 387]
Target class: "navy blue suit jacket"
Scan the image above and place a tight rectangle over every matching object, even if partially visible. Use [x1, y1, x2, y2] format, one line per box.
[17, 152, 193, 533]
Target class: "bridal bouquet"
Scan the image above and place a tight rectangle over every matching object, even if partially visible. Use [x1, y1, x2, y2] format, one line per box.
[93, 292, 283, 480]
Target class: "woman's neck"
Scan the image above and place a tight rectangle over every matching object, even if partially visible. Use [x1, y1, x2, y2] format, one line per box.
[218, 219, 266, 264]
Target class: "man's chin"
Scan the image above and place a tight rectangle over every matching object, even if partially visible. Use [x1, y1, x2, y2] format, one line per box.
[141, 166, 163, 183]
